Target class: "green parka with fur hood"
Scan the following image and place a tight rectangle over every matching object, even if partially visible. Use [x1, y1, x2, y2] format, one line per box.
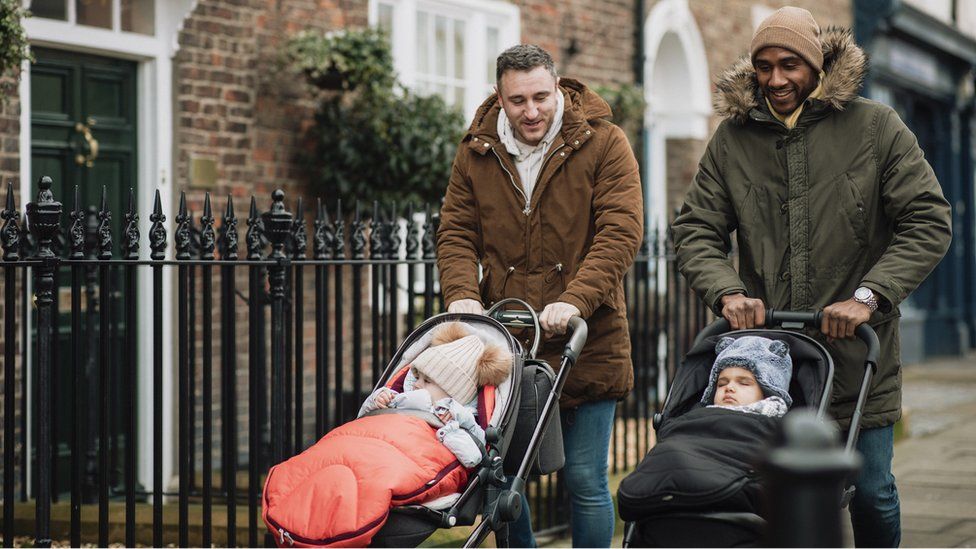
[672, 28, 952, 429]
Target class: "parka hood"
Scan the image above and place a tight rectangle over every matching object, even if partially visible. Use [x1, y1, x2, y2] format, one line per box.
[465, 77, 612, 138]
[714, 27, 867, 123]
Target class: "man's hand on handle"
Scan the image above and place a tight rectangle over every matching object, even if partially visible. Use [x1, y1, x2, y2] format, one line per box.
[720, 293, 766, 330]
[821, 299, 871, 340]
[447, 299, 484, 315]
[540, 302, 581, 337]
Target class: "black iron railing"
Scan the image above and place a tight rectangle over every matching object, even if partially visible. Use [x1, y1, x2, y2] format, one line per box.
[0, 177, 709, 547]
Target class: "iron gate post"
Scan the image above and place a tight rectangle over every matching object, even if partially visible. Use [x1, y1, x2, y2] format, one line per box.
[263, 189, 293, 466]
[26, 176, 62, 548]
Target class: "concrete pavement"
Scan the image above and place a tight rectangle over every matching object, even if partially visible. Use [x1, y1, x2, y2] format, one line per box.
[887, 354, 976, 548]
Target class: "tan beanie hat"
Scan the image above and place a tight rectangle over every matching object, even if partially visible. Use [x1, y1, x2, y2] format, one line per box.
[412, 334, 485, 403]
[751, 6, 823, 72]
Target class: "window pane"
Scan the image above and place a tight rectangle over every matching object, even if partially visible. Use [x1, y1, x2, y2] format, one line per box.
[453, 19, 465, 78]
[486, 26, 499, 83]
[31, 0, 67, 20]
[378, 3, 393, 38]
[435, 15, 448, 77]
[77, 0, 112, 29]
[121, 0, 154, 35]
[417, 12, 429, 73]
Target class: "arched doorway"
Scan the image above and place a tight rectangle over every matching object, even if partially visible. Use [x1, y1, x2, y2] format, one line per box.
[643, 0, 711, 229]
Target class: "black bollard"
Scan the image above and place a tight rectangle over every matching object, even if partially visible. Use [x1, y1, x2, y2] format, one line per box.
[761, 410, 861, 547]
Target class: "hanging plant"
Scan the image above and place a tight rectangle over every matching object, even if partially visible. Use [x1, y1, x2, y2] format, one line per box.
[284, 27, 395, 93]
[0, 0, 32, 102]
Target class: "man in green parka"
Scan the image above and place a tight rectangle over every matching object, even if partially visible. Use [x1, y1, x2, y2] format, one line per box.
[672, 7, 952, 547]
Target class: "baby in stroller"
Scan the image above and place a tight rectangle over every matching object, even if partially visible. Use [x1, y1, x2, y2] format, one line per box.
[703, 335, 793, 417]
[617, 335, 794, 532]
[263, 322, 512, 547]
[358, 322, 511, 467]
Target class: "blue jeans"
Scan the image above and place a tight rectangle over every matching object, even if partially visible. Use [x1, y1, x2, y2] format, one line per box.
[507, 399, 617, 548]
[849, 425, 901, 547]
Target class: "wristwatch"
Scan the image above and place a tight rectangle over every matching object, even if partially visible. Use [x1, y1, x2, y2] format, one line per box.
[853, 287, 878, 313]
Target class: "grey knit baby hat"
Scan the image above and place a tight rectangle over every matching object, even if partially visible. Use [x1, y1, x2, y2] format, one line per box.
[701, 336, 794, 407]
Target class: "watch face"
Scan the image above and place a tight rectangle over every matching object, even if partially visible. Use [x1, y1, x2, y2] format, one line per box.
[855, 287, 872, 300]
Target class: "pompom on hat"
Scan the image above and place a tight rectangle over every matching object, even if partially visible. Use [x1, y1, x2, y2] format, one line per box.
[750, 6, 823, 72]
[701, 336, 794, 407]
[411, 322, 512, 403]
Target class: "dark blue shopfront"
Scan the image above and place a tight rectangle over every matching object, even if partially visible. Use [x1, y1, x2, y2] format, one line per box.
[857, 0, 976, 361]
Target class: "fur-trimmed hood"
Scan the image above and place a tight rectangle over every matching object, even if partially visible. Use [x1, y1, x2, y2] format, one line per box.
[714, 27, 867, 123]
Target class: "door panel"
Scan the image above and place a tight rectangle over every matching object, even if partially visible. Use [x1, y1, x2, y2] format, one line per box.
[31, 47, 138, 498]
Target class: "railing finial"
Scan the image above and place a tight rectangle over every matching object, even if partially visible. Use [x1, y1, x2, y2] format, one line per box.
[149, 189, 167, 260]
[2, 181, 22, 261]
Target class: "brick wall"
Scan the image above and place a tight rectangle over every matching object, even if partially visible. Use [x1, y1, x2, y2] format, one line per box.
[0, 77, 19, 189]
[515, 0, 639, 87]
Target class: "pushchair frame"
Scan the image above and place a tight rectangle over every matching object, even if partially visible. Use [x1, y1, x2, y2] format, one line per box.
[365, 300, 587, 548]
[622, 309, 879, 548]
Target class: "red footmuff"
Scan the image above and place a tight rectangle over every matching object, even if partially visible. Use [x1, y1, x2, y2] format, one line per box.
[262, 413, 469, 547]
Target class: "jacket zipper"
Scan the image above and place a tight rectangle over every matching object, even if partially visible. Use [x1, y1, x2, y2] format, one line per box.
[490, 142, 567, 216]
[265, 512, 390, 546]
[490, 147, 531, 215]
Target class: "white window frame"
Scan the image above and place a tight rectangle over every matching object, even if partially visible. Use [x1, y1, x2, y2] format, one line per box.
[20, 0, 196, 501]
[369, 0, 520, 123]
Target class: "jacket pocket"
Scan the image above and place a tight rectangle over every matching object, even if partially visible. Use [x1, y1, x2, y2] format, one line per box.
[838, 172, 868, 247]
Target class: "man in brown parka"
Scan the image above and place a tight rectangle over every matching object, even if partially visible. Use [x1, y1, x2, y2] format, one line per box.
[437, 45, 643, 547]
[672, 8, 952, 547]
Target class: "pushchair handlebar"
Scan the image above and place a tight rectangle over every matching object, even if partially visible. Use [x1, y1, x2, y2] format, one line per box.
[489, 303, 588, 364]
[696, 309, 880, 370]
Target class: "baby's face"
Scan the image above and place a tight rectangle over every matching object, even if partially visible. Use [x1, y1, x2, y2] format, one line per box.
[411, 369, 450, 402]
[713, 366, 764, 406]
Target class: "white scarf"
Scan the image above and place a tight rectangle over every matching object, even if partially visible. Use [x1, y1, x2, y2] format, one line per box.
[497, 89, 565, 203]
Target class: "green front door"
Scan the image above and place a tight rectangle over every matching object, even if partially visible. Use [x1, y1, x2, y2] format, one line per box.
[31, 47, 138, 497]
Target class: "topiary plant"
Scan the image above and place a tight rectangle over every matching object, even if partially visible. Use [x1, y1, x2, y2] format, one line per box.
[285, 27, 395, 93]
[0, 0, 32, 102]
[308, 87, 465, 206]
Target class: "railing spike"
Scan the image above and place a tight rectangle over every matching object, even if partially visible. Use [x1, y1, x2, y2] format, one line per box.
[387, 201, 401, 260]
[200, 192, 215, 260]
[219, 195, 239, 261]
[65, 185, 84, 260]
[122, 188, 140, 260]
[175, 191, 192, 261]
[333, 198, 345, 260]
[96, 186, 113, 260]
[369, 200, 383, 260]
[0, 180, 19, 260]
[292, 196, 307, 260]
[149, 189, 167, 261]
[405, 202, 419, 260]
[246, 195, 265, 260]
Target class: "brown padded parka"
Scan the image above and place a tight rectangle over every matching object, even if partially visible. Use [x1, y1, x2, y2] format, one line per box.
[437, 78, 644, 408]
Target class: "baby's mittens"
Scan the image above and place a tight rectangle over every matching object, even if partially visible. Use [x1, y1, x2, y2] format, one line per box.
[391, 389, 433, 411]
[437, 421, 482, 468]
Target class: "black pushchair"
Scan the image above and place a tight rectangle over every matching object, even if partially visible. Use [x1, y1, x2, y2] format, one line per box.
[366, 299, 586, 548]
[619, 310, 879, 547]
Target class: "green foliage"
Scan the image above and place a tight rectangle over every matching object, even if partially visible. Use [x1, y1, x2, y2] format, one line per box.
[0, 0, 32, 101]
[595, 83, 646, 157]
[289, 27, 466, 205]
[310, 88, 465, 206]
[285, 27, 395, 93]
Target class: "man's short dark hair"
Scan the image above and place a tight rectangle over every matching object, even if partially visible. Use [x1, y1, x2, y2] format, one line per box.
[495, 44, 558, 86]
